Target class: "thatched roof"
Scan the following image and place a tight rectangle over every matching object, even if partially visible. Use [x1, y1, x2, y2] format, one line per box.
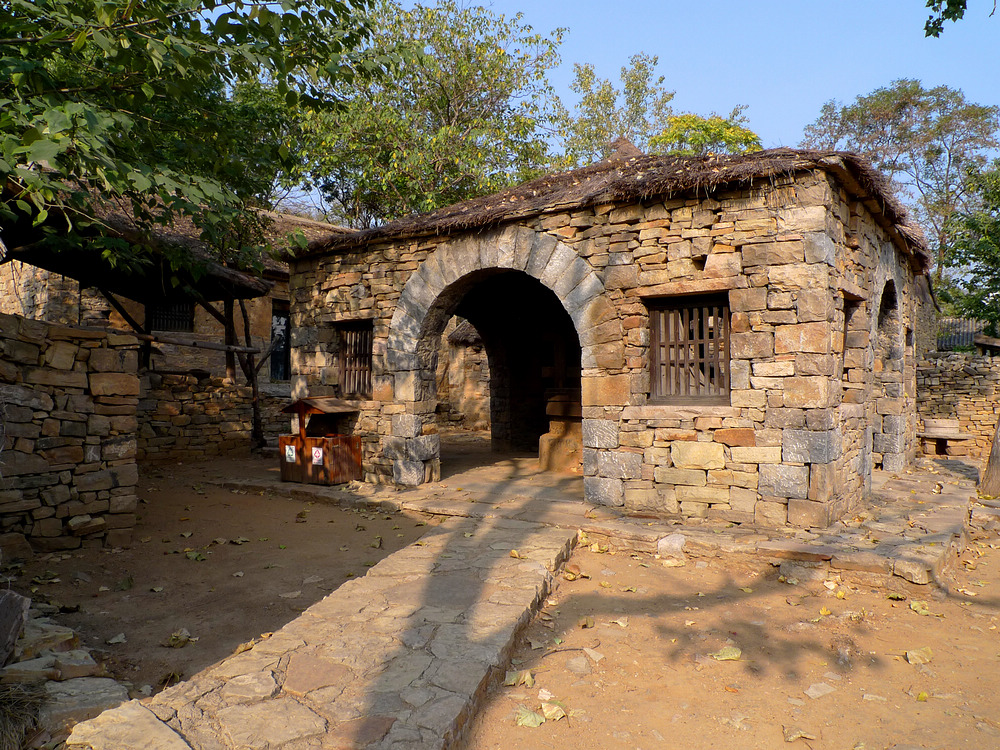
[302, 148, 929, 269]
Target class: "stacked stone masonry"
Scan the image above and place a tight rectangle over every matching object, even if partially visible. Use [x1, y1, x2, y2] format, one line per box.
[917, 353, 1000, 456]
[290, 163, 923, 529]
[137, 375, 288, 463]
[0, 312, 140, 551]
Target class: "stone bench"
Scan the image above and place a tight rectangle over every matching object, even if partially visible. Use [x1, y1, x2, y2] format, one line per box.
[919, 418, 974, 456]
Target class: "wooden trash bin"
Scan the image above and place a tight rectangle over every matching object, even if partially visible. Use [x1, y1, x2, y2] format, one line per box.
[279, 397, 362, 485]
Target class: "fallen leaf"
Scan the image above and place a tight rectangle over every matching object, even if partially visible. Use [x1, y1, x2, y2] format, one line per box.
[710, 646, 742, 661]
[579, 616, 595, 629]
[185, 551, 206, 562]
[610, 617, 629, 628]
[150, 586, 164, 593]
[724, 685, 740, 694]
[599, 581, 611, 589]
[910, 600, 932, 616]
[819, 607, 832, 616]
[232, 571, 244, 578]
[510, 550, 522, 559]
[180, 531, 193, 538]
[231, 537, 250, 545]
[279, 590, 301, 599]
[540, 702, 567, 721]
[106, 633, 127, 645]
[887, 592, 906, 601]
[514, 706, 545, 728]
[917, 691, 929, 702]
[503, 670, 535, 688]
[583, 647, 604, 663]
[589, 542, 608, 554]
[115, 576, 133, 591]
[163, 628, 197, 648]
[739, 587, 753, 594]
[905, 646, 933, 665]
[212, 537, 227, 546]
[621, 585, 637, 593]
[783, 726, 817, 742]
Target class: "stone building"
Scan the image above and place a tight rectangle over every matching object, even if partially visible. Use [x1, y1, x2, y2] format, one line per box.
[288, 148, 930, 528]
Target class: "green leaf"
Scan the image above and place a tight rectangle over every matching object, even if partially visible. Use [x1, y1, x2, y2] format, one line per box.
[513, 706, 545, 728]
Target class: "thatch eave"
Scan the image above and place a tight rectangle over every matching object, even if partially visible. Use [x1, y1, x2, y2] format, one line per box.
[296, 148, 930, 272]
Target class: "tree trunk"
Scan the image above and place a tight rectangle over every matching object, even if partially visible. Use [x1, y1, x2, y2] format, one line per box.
[980, 417, 1000, 497]
[238, 300, 265, 451]
[223, 299, 237, 382]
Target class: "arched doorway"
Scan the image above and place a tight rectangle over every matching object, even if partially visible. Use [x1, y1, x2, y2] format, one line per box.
[873, 280, 905, 471]
[383, 225, 618, 486]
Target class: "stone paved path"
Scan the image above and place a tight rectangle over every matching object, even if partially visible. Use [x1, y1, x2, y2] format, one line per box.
[66, 455, 985, 748]
[66, 517, 575, 749]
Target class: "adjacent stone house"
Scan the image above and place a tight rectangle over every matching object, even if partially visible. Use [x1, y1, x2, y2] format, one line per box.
[288, 148, 930, 528]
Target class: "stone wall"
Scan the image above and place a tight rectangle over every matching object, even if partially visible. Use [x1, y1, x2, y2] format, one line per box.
[0, 313, 140, 551]
[290, 167, 923, 528]
[137, 375, 289, 462]
[917, 353, 1000, 456]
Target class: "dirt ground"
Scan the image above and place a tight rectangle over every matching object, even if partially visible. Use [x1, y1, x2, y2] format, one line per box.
[7, 448, 1000, 749]
[5, 457, 430, 695]
[463, 537, 1000, 750]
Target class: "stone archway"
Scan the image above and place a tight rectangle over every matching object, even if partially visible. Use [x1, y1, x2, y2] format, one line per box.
[383, 225, 620, 486]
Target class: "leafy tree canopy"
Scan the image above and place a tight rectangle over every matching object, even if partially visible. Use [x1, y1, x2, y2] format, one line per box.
[945, 163, 1000, 332]
[0, 0, 374, 279]
[650, 108, 762, 157]
[552, 52, 675, 169]
[801, 79, 1000, 278]
[300, 0, 562, 228]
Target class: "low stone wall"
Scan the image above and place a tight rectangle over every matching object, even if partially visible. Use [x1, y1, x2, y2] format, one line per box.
[0, 313, 140, 552]
[917, 353, 1000, 456]
[137, 375, 289, 463]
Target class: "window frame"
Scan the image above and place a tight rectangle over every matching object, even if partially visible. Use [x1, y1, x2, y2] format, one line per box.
[337, 319, 374, 398]
[647, 293, 730, 405]
[145, 300, 195, 333]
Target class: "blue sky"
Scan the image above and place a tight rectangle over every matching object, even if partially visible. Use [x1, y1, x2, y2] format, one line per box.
[484, 0, 1000, 148]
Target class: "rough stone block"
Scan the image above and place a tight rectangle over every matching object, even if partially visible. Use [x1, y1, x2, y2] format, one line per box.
[775, 322, 831, 354]
[759, 464, 809, 499]
[676, 485, 729, 503]
[653, 467, 706, 486]
[581, 374, 630, 406]
[584, 476, 624, 507]
[392, 459, 425, 487]
[410, 434, 440, 461]
[671, 442, 725, 470]
[803, 232, 836, 265]
[729, 446, 782, 464]
[392, 414, 423, 438]
[787, 498, 833, 528]
[754, 500, 788, 526]
[713, 428, 755, 447]
[768, 263, 829, 292]
[873, 432, 905, 454]
[625, 487, 678, 514]
[597, 451, 643, 480]
[782, 429, 841, 463]
[730, 487, 758, 513]
[89, 373, 140, 397]
[38, 678, 130, 734]
[582, 419, 619, 449]
[730, 332, 774, 359]
[729, 287, 768, 312]
[394, 371, 420, 402]
[782, 377, 831, 408]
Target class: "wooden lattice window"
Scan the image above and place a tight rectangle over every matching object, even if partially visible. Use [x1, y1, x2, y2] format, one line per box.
[648, 294, 730, 404]
[146, 301, 194, 332]
[337, 320, 373, 398]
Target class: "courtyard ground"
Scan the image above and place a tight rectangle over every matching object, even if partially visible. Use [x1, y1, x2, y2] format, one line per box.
[463, 533, 1000, 749]
[6, 442, 1000, 748]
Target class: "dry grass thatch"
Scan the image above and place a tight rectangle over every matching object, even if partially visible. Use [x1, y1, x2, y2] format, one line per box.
[303, 148, 929, 270]
[0, 683, 45, 750]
